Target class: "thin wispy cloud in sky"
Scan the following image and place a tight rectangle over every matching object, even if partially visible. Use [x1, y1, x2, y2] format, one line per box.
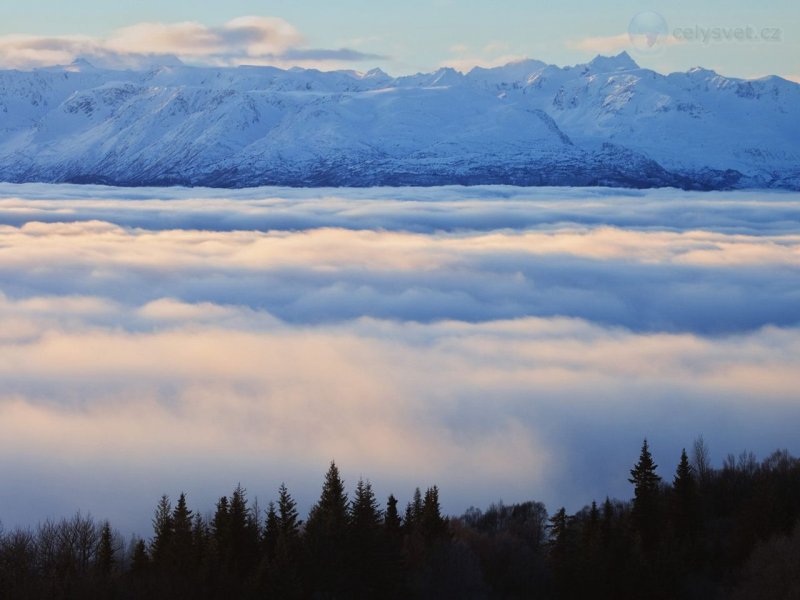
[0, 16, 385, 70]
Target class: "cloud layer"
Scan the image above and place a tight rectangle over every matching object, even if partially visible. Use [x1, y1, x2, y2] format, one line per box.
[0, 185, 798, 333]
[0, 184, 798, 534]
[3, 184, 798, 235]
[1, 295, 798, 533]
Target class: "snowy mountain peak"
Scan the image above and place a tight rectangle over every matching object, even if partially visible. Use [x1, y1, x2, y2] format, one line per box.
[68, 58, 97, 72]
[359, 67, 392, 86]
[0, 56, 797, 190]
[467, 59, 549, 87]
[687, 66, 717, 76]
[363, 67, 390, 79]
[586, 51, 639, 73]
[429, 66, 463, 86]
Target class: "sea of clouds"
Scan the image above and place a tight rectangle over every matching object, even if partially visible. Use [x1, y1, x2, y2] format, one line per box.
[0, 183, 798, 534]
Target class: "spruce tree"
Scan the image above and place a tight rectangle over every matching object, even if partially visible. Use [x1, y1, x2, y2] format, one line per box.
[629, 439, 662, 553]
[421, 485, 447, 541]
[547, 507, 578, 597]
[211, 495, 230, 574]
[350, 478, 382, 533]
[213, 495, 230, 538]
[579, 501, 602, 598]
[171, 492, 193, 574]
[263, 501, 279, 561]
[190, 513, 208, 573]
[601, 497, 615, 548]
[548, 507, 570, 550]
[672, 448, 698, 542]
[131, 537, 150, 575]
[349, 479, 383, 595]
[305, 461, 350, 596]
[227, 484, 258, 575]
[403, 488, 427, 577]
[404, 487, 424, 533]
[277, 483, 301, 539]
[272, 487, 304, 600]
[307, 461, 349, 536]
[383, 494, 405, 594]
[584, 500, 600, 545]
[96, 520, 115, 577]
[384, 494, 402, 535]
[150, 495, 173, 569]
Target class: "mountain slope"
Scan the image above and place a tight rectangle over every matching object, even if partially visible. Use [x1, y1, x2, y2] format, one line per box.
[0, 52, 798, 189]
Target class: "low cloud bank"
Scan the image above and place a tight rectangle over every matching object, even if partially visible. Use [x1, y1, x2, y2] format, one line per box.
[1, 184, 798, 235]
[1, 295, 798, 533]
[0, 185, 797, 534]
[0, 218, 798, 332]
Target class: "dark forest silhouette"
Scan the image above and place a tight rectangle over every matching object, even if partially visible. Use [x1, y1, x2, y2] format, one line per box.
[1, 438, 799, 599]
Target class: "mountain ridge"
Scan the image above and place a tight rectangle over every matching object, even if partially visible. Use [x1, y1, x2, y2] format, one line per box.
[1, 52, 798, 190]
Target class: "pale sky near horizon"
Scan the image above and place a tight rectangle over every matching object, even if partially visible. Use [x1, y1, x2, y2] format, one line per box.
[0, 0, 798, 80]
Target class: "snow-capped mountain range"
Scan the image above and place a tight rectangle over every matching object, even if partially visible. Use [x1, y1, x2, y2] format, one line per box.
[1, 52, 798, 189]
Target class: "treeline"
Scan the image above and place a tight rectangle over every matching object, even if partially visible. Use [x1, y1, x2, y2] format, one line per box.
[1, 440, 800, 599]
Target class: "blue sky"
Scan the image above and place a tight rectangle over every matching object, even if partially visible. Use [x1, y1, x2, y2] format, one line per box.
[0, 0, 797, 78]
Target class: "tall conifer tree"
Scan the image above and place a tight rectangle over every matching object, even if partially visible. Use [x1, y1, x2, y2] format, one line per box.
[629, 439, 662, 553]
[672, 448, 698, 542]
